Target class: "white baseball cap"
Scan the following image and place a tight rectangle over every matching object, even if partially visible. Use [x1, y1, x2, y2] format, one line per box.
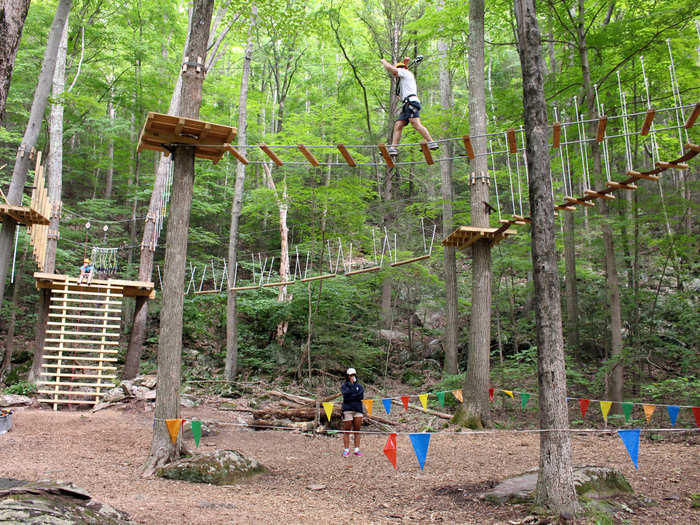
[346, 368, 357, 375]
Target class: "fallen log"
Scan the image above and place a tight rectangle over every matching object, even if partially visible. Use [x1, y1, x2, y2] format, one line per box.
[265, 389, 340, 405]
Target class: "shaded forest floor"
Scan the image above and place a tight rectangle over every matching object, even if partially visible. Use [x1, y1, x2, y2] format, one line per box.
[3, 405, 698, 524]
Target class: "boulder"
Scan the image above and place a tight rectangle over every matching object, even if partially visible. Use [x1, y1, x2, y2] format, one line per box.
[480, 465, 633, 504]
[131, 375, 157, 389]
[0, 478, 131, 524]
[180, 395, 198, 408]
[378, 329, 408, 341]
[101, 387, 127, 403]
[0, 394, 32, 407]
[157, 450, 265, 485]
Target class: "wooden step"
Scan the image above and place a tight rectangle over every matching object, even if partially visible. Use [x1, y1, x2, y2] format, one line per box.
[51, 288, 123, 297]
[46, 330, 119, 338]
[42, 355, 118, 362]
[38, 380, 115, 389]
[41, 364, 117, 371]
[48, 313, 121, 322]
[45, 338, 119, 345]
[49, 305, 122, 313]
[50, 297, 122, 306]
[38, 399, 98, 405]
[36, 390, 103, 397]
[41, 372, 117, 380]
[48, 321, 120, 329]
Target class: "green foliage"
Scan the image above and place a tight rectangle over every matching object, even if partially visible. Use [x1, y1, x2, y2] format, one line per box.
[641, 377, 700, 406]
[3, 381, 37, 396]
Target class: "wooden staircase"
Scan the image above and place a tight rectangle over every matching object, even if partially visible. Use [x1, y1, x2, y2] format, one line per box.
[37, 278, 122, 410]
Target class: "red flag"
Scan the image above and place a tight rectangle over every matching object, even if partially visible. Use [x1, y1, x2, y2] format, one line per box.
[579, 399, 590, 419]
[401, 396, 409, 411]
[489, 388, 494, 401]
[692, 407, 700, 428]
[383, 433, 397, 469]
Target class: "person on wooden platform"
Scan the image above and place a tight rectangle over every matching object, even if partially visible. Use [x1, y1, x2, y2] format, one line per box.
[380, 57, 439, 157]
[340, 367, 364, 457]
[78, 258, 94, 285]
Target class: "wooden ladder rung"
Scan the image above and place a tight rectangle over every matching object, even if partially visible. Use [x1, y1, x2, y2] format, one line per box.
[42, 355, 118, 362]
[378, 144, 395, 169]
[46, 330, 119, 338]
[48, 313, 121, 321]
[41, 372, 117, 380]
[606, 181, 637, 190]
[36, 390, 103, 397]
[584, 189, 616, 200]
[564, 196, 595, 207]
[38, 380, 115, 389]
[48, 321, 120, 329]
[49, 305, 121, 313]
[419, 141, 434, 165]
[655, 161, 688, 170]
[37, 399, 99, 405]
[626, 170, 658, 181]
[42, 364, 117, 371]
[45, 338, 119, 345]
[50, 297, 122, 306]
[685, 143, 700, 152]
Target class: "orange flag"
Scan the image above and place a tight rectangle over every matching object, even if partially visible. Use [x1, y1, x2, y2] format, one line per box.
[418, 394, 429, 410]
[452, 390, 463, 403]
[643, 404, 656, 423]
[600, 401, 612, 422]
[362, 399, 373, 417]
[165, 418, 183, 444]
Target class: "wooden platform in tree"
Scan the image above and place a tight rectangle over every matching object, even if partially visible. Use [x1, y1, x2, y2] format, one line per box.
[442, 226, 517, 250]
[0, 204, 49, 226]
[137, 112, 236, 164]
[34, 272, 155, 299]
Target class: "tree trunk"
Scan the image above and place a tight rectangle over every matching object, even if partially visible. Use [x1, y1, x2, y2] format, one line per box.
[104, 86, 115, 199]
[0, 0, 31, 121]
[563, 211, 579, 351]
[514, 0, 579, 516]
[437, 1, 458, 375]
[225, 8, 255, 381]
[123, 8, 194, 379]
[455, 0, 491, 429]
[143, 0, 214, 476]
[0, 0, 71, 320]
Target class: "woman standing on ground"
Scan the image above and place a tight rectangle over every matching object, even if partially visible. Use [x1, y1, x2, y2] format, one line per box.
[340, 367, 364, 457]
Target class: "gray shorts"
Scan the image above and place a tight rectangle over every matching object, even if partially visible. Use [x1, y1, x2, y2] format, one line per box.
[342, 410, 363, 421]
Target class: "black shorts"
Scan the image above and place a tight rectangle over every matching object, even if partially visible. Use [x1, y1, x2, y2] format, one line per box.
[397, 100, 421, 122]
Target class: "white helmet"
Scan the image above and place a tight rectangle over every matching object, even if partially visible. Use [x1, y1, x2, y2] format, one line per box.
[346, 368, 357, 376]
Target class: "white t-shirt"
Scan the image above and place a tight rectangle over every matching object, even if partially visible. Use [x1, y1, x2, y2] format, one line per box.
[397, 68, 418, 102]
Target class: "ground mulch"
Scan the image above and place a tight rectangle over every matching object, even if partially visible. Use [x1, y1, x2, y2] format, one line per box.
[2, 405, 698, 524]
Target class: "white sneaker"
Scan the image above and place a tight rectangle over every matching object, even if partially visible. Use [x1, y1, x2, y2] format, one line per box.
[427, 141, 439, 150]
[386, 145, 398, 156]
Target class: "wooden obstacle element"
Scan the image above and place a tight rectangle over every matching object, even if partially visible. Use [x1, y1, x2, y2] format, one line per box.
[297, 144, 320, 167]
[656, 161, 688, 170]
[137, 112, 236, 164]
[230, 284, 260, 291]
[685, 102, 700, 129]
[596, 116, 608, 142]
[0, 153, 51, 233]
[606, 181, 637, 190]
[345, 266, 381, 276]
[378, 144, 395, 169]
[641, 109, 655, 136]
[259, 143, 284, 166]
[34, 272, 155, 299]
[336, 144, 357, 167]
[36, 277, 124, 410]
[442, 225, 517, 251]
[584, 189, 616, 200]
[462, 135, 476, 159]
[390, 254, 430, 267]
[552, 122, 561, 148]
[262, 280, 296, 288]
[300, 273, 336, 282]
[419, 141, 435, 165]
[564, 196, 595, 207]
[685, 143, 700, 152]
[506, 128, 517, 154]
[626, 170, 658, 181]
[224, 145, 249, 165]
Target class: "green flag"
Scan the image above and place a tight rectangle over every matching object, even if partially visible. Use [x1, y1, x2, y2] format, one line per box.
[191, 420, 202, 448]
[436, 391, 445, 407]
[520, 392, 531, 409]
[621, 402, 634, 423]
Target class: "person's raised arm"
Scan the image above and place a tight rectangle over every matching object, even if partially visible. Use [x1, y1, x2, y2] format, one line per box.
[380, 58, 398, 76]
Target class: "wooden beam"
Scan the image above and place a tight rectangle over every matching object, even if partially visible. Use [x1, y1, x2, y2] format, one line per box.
[262, 281, 295, 288]
[230, 285, 260, 291]
[596, 116, 607, 142]
[390, 254, 430, 267]
[606, 181, 637, 190]
[345, 266, 381, 276]
[299, 273, 336, 282]
[194, 289, 219, 295]
[225, 144, 249, 165]
[552, 122, 561, 148]
[506, 128, 517, 153]
[199, 122, 211, 141]
[555, 204, 577, 211]
[584, 189, 616, 200]
[336, 144, 356, 167]
[655, 161, 688, 170]
[641, 108, 655, 136]
[297, 144, 320, 167]
[419, 141, 435, 165]
[685, 143, 700, 153]
[627, 170, 658, 181]
[513, 214, 531, 223]
[378, 144, 395, 169]
[462, 135, 476, 159]
[259, 143, 283, 166]
[684, 102, 700, 129]
[564, 196, 595, 207]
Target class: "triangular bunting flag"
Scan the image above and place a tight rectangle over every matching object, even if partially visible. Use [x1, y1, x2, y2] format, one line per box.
[579, 399, 590, 419]
[191, 420, 202, 448]
[452, 390, 463, 403]
[520, 392, 531, 409]
[165, 419, 183, 444]
[489, 388, 494, 401]
[401, 396, 410, 411]
[409, 433, 431, 470]
[418, 394, 428, 410]
[642, 404, 655, 423]
[382, 398, 392, 415]
[502, 390, 514, 399]
[666, 405, 680, 427]
[600, 401, 612, 422]
[362, 399, 373, 417]
[436, 391, 445, 407]
[693, 407, 700, 428]
[322, 402, 334, 422]
[617, 429, 641, 469]
[621, 402, 633, 423]
[383, 433, 397, 469]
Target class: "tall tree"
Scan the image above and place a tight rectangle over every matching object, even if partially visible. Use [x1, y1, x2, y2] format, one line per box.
[0, 0, 71, 321]
[226, 9, 256, 381]
[514, 0, 579, 516]
[0, 0, 31, 121]
[142, 0, 214, 475]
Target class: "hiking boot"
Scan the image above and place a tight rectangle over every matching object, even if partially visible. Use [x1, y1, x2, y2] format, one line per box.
[386, 145, 398, 156]
[427, 141, 439, 150]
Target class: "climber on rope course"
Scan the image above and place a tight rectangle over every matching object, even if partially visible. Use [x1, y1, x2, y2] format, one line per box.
[380, 56, 439, 157]
[78, 258, 94, 286]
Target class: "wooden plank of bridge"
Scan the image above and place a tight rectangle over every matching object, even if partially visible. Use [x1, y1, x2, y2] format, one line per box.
[584, 189, 616, 200]
[259, 143, 284, 166]
[419, 141, 434, 165]
[552, 122, 561, 148]
[336, 144, 356, 167]
[606, 181, 637, 190]
[641, 108, 656, 136]
[390, 254, 430, 267]
[462, 135, 476, 159]
[378, 144, 395, 169]
[506, 128, 517, 153]
[656, 161, 688, 170]
[300, 273, 337, 282]
[685, 102, 700, 129]
[596, 116, 608, 142]
[297, 144, 320, 167]
[626, 170, 659, 181]
[345, 266, 381, 276]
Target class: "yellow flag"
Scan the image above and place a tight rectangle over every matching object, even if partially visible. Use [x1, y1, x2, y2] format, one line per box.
[452, 390, 463, 402]
[165, 419, 182, 444]
[643, 404, 655, 423]
[418, 394, 428, 410]
[502, 390, 514, 399]
[362, 399, 373, 417]
[322, 402, 334, 422]
[600, 401, 612, 422]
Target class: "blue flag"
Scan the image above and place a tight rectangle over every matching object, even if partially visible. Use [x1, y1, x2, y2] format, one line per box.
[409, 433, 431, 470]
[617, 429, 641, 469]
[666, 405, 680, 426]
[382, 398, 392, 415]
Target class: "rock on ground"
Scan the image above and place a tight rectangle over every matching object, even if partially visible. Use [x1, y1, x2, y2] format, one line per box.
[157, 450, 265, 485]
[0, 478, 132, 524]
[480, 465, 633, 504]
[0, 395, 32, 407]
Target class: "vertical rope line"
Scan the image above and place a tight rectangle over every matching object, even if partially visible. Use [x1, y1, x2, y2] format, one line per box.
[616, 72, 633, 172]
[573, 97, 590, 190]
[561, 115, 574, 196]
[504, 132, 516, 215]
[666, 39, 689, 146]
[488, 139, 502, 220]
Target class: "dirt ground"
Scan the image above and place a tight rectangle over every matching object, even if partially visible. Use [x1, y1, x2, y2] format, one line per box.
[2, 405, 698, 524]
